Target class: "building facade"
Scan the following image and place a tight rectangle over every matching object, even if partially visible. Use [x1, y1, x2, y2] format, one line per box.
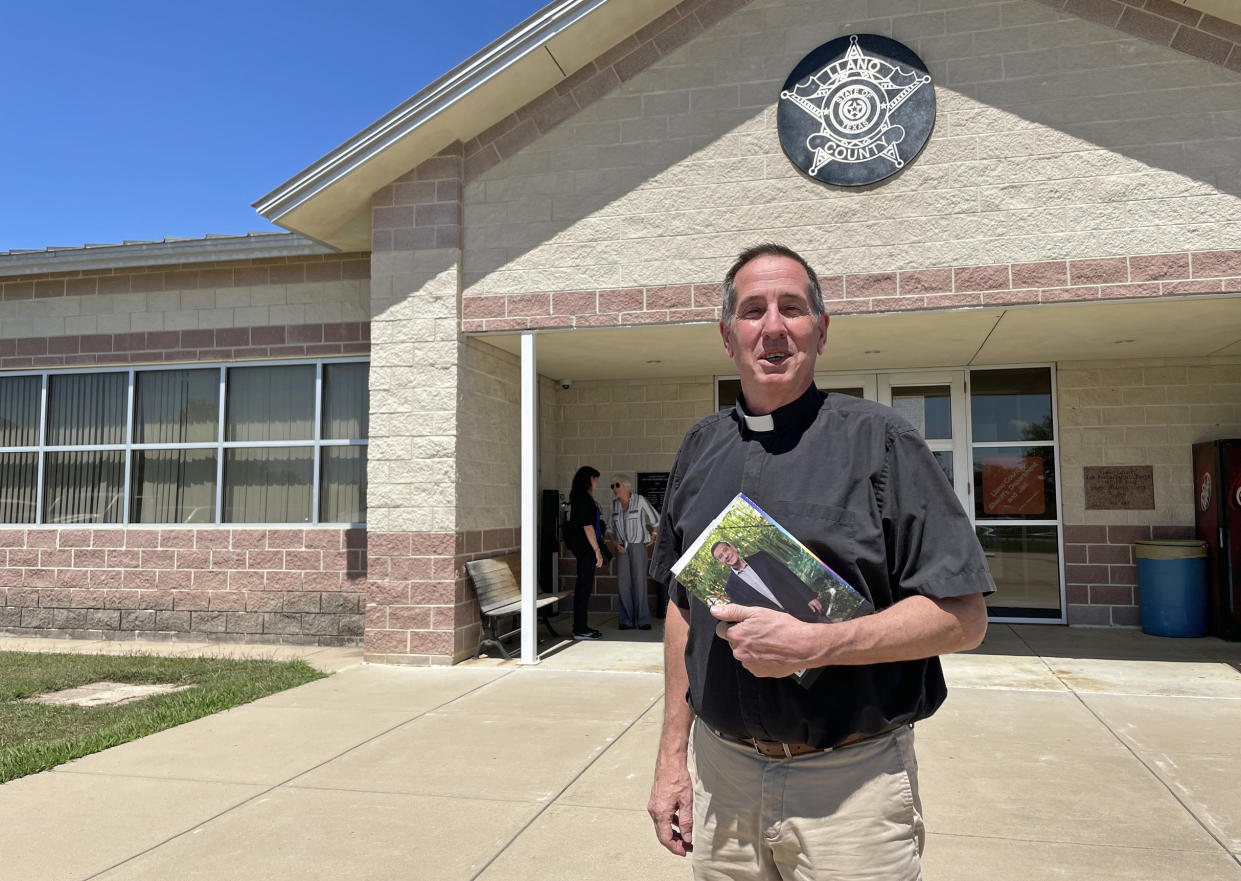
[3, 0, 1241, 663]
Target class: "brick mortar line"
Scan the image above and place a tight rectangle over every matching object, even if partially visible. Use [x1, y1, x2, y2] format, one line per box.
[0, 325, 372, 369]
[462, 284, 1241, 331]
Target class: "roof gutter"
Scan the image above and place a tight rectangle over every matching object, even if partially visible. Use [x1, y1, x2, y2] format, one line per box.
[0, 232, 333, 278]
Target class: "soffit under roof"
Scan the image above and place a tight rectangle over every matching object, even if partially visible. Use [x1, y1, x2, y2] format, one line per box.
[476, 295, 1241, 381]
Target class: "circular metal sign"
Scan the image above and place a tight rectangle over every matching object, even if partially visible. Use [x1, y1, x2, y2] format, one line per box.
[778, 34, 935, 187]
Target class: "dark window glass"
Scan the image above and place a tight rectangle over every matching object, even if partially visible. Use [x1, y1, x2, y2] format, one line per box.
[134, 369, 218, 444]
[891, 385, 951, 439]
[933, 450, 953, 484]
[0, 452, 37, 523]
[970, 368, 1053, 443]
[321, 446, 366, 523]
[130, 450, 217, 524]
[47, 374, 126, 446]
[43, 451, 125, 524]
[322, 363, 368, 439]
[0, 375, 41, 447]
[226, 365, 314, 442]
[223, 447, 312, 523]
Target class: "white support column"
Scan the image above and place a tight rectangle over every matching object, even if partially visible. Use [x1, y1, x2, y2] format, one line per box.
[519, 333, 539, 665]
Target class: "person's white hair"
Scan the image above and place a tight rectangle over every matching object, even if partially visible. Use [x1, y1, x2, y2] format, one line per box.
[609, 475, 632, 491]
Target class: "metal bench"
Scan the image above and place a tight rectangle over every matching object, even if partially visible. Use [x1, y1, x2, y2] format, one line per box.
[465, 553, 572, 659]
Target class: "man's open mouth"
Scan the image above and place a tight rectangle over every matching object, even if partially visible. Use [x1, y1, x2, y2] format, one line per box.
[760, 352, 790, 364]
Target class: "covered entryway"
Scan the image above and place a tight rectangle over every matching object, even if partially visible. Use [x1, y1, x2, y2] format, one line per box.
[485, 292, 1241, 647]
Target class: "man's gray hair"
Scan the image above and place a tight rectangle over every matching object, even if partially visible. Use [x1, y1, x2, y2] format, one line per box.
[609, 475, 632, 492]
[721, 243, 825, 324]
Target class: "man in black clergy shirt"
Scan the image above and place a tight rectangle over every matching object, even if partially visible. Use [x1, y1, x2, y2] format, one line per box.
[646, 243, 994, 881]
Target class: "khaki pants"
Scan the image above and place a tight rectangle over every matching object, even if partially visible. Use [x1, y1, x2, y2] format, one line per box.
[690, 721, 924, 881]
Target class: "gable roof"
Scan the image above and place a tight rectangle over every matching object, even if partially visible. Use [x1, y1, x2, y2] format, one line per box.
[254, 0, 1241, 252]
[253, 0, 680, 251]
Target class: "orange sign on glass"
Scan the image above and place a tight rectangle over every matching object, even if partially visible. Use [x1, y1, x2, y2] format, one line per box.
[982, 457, 1045, 516]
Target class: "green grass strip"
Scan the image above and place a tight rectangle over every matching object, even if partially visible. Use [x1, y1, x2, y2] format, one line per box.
[0, 651, 325, 783]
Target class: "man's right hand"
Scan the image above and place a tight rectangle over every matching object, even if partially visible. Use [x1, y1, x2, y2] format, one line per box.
[648, 759, 694, 856]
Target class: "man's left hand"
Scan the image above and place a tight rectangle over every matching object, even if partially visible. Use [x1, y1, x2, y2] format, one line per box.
[710, 603, 820, 678]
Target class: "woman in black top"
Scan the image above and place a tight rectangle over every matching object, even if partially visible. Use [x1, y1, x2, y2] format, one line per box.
[567, 465, 603, 639]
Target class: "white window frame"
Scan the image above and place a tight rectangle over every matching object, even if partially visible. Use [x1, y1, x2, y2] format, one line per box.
[0, 357, 368, 528]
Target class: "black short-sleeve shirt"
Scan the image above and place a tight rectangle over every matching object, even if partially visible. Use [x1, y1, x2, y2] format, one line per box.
[649, 384, 995, 748]
[567, 493, 599, 555]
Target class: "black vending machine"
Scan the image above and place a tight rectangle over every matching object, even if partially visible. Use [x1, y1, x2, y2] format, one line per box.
[1192, 439, 1241, 641]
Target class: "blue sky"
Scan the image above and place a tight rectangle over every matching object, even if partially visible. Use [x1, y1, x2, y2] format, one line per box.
[0, 1, 545, 252]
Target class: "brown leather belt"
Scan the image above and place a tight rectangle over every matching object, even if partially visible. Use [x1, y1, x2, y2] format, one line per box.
[715, 722, 908, 759]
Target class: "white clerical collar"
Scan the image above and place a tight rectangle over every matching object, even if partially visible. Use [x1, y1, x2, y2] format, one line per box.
[742, 412, 774, 432]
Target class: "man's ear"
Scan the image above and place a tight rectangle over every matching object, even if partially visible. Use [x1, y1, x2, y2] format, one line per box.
[720, 320, 734, 358]
[816, 314, 829, 354]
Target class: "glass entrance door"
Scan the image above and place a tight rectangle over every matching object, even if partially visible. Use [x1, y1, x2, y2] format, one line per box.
[877, 372, 969, 512]
[968, 368, 1062, 621]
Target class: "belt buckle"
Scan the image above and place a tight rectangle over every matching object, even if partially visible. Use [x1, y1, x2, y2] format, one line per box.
[748, 738, 794, 759]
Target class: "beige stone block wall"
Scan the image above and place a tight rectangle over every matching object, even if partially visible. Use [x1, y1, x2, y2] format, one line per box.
[0, 280, 368, 340]
[540, 375, 562, 493]
[1058, 355, 1241, 526]
[553, 375, 716, 510]
[461, 0, 1241, 297]
[368, 252, 462, 534]
[457, 338, 522, 532]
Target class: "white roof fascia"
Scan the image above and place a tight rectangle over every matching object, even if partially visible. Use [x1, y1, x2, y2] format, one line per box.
[0, 233, 334, 278]
[252, 0, 611, 223]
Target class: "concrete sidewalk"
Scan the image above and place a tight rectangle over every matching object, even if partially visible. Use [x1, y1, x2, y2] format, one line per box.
[2, 623, 1240, 880]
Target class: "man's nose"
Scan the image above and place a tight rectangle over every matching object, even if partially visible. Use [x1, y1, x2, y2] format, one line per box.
[760, 303, 789, 337]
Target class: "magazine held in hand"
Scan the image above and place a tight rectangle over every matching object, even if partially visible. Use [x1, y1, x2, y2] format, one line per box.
[670, 493, 873, 687]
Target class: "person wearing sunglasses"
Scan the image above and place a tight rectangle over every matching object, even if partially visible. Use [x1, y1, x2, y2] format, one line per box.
[605, 475, 660, 630]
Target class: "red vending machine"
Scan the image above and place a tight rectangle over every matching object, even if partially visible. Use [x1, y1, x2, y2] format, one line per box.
[1193, 439, 1241, 641]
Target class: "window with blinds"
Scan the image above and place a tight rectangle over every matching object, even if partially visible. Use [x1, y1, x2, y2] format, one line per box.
[0, 359, 368, 526]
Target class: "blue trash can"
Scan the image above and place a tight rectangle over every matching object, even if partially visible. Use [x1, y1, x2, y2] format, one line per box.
[1135, 540, 1208, 638]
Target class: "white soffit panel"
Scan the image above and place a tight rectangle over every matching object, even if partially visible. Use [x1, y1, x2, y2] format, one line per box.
[476, 296, 1241, 380]
[974, 296, 1241, 364]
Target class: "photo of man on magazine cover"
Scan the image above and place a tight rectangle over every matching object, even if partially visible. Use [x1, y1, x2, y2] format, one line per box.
[710, 540, 830, 622]
[671, 493, 872, 627]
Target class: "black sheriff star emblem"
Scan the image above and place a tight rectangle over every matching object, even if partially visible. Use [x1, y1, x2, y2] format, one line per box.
[778, 34, 936, 187]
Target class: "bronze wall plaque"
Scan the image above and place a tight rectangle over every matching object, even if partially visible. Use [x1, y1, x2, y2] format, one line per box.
[1083, 466, 1155, 510]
